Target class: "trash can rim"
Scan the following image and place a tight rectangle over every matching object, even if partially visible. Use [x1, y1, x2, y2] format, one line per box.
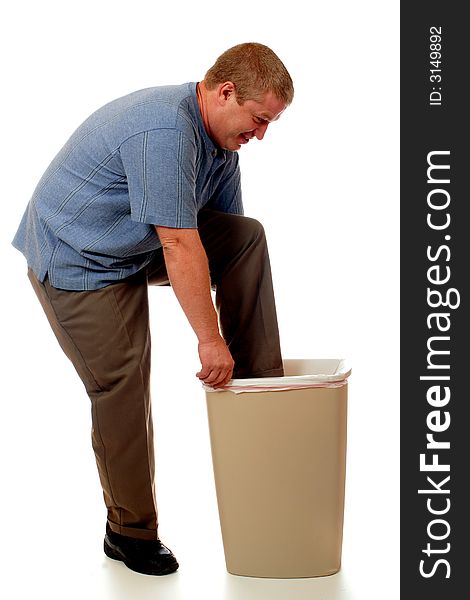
[204, 358, 351, 393]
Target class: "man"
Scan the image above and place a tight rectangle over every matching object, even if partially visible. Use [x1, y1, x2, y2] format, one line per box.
[12, 42, 294, 576]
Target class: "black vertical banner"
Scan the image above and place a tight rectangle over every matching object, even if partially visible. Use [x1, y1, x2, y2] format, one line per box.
[401, 3, 468, 599]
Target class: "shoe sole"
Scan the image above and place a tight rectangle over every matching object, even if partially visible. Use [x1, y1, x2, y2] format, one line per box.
[104, 538, 179, 576]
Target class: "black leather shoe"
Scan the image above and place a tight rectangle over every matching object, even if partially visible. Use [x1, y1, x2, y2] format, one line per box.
[104, 524, 179, 575]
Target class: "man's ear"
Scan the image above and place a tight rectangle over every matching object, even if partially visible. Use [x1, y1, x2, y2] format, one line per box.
[217, 81, 236, 105]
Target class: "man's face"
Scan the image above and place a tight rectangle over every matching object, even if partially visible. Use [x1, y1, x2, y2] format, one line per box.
[211, 89, 286, 151]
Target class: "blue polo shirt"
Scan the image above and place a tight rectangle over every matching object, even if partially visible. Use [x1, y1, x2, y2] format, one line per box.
[12, 82, 243, 290]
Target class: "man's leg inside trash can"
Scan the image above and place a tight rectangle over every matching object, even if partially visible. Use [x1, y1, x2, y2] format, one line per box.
[148, 208, 284, 379]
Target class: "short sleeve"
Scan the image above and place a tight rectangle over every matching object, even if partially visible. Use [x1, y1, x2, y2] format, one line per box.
[119, 129, 198, 228]
[206, 153, 244, 215]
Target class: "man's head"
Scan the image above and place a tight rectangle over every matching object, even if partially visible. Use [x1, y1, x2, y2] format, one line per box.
[200, 42, 294, 151]
[204, 42, 294, 106]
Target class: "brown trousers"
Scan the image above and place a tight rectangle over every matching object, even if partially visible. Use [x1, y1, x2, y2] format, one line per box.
[28, 209, 283, 540]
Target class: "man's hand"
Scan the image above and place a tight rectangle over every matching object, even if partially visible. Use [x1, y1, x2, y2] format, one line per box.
[197, 337, 234, 388]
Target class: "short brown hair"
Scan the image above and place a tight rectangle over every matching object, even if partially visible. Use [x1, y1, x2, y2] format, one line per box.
[204, 42, 294, 105]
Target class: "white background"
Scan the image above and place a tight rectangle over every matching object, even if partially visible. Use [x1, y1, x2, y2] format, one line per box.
[1, 1, 399, 599]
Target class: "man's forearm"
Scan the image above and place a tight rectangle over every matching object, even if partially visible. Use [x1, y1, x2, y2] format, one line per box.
[158, 228, 220, 343]
[155, 225, 234, 387]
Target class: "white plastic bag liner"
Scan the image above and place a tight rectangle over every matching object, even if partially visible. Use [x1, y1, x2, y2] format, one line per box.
[204, 358, 351, 394]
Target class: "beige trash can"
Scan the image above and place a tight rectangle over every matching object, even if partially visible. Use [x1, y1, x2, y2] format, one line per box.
[205, 358, 350, 579]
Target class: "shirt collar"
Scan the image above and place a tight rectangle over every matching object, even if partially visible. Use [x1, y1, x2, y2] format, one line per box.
[189, 82, 226, 160]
